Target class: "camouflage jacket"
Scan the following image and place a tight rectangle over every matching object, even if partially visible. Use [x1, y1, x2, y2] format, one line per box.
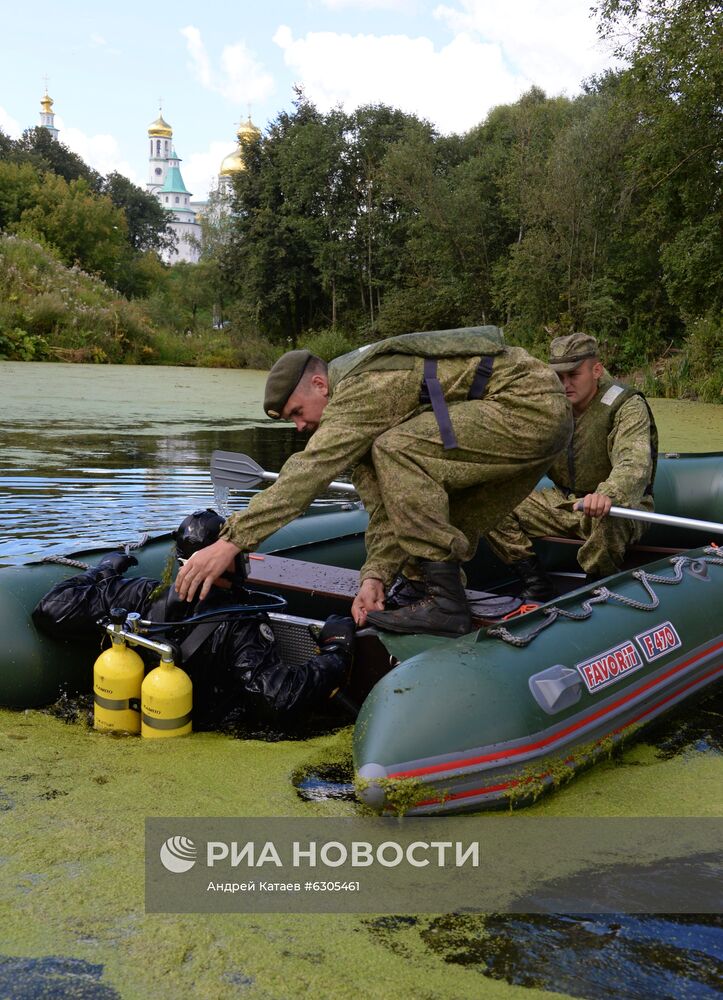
[219, 346, 566, 571]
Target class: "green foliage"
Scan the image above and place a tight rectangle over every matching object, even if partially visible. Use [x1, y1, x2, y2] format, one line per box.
[0, 234, 154, 363]
[0, 130, 173, 298]
[229, 331, 281, 370]
[0, 326, 48, 361]
[0, 161, 42, 230]
[11, 173, 129, 283]
[298, 328, 362, 361]
[645, 314, 723, 403]
[11, 127, 101, 188]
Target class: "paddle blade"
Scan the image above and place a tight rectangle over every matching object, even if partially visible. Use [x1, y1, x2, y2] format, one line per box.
[210, 450, 358, 496]
[210, 451, 271, 490]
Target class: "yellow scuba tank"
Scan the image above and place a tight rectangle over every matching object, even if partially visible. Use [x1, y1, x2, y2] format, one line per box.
[141, 650, 192, 739]
[94, 610, 144, 734]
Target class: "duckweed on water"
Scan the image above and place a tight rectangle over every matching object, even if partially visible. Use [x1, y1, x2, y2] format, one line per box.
[503, 729, 637, 810]
[2, 709, 562, 999]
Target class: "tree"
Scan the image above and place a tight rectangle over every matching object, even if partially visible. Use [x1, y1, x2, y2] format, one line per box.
[14, 173, 128, 282]
[0, 161, 42, 230]
[594, 0, 723, 320]
[102, 172, 176, 256]
[12, 128, 102, 189]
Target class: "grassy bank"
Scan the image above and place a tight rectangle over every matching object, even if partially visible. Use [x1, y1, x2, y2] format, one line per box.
[1, 234, 720, 401]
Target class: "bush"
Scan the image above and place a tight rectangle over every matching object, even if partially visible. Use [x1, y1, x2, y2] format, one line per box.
[233, 332, 282, 369]
[0, 234, 155, 364]
[298, 328, 362, 361]
[638, 314, 722, 402]
[0, 326, 49, 360]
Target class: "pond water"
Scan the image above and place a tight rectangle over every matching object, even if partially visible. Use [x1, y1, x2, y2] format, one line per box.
[1, 361, 721, 566]
[1, 360, 722, 1000]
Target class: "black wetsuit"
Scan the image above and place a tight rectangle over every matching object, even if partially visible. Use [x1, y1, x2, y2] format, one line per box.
[32, 557, 351, 728]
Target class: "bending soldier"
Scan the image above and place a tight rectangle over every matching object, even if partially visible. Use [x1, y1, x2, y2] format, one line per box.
[175, 327, 572, 637]
[33, 510, 355, 728]
[485, 333, 658, 600]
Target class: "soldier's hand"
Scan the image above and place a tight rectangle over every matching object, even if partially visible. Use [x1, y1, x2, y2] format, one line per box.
[577, 493, 613, 518]
[175, 538, 240, 602]
[352, 578, 385, 626]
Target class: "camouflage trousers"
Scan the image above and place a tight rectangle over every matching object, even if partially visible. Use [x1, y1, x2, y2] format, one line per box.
[355, 392, 572, 583]
[485, 486, 652, 577]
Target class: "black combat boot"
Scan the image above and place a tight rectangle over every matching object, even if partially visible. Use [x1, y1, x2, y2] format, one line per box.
[366, 560, 471, 637]
[509, 557, 555, 603]
[384, 574, 427, 610]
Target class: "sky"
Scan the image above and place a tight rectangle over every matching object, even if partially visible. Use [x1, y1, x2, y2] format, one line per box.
[0, 1, 617, 202]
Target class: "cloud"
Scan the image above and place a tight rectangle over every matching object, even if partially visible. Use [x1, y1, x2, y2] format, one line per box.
[181, 26, 275, 105]
[90, 33, 107, 47]
[433, 0, 614, 95]
[273, 25, 531, 134]
[0, 106, 22, 138]
[57, 119, 140, 184]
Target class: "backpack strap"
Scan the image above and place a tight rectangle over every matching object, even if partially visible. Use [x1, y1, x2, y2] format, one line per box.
[422, 358, 459, 450]
[420, 354, 497, 451]
[467, 355, 495, 400]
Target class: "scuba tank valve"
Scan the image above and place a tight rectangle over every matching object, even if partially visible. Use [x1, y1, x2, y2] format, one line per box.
[94, 608, 144, 734]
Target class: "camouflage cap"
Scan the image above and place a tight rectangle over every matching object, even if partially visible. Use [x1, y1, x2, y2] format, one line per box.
[263, 350, 312, 418]
[548, 333, 599, 372]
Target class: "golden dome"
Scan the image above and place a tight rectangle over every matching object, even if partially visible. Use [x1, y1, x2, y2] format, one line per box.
[148, 114, 173, 138]
[219, 117, 260, 176]
[41, 92, 54, 113]
[236, 115, 260, 142]
[220, 148, 246, 176]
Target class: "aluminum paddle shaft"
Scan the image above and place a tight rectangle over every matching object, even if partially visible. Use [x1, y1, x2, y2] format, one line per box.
[210, 450, 357, 495]
[608, 505, 723, 536]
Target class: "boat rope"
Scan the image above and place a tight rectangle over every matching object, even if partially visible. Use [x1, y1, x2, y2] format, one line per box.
[123, 533, 150, 554]
[39, 532, 151, 572]
[38, 555, 90, 570]
[487, 548, 723, 648]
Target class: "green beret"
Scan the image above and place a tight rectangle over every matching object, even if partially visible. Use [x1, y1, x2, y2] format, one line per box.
[264, 350, 313, 418]
[548, 333, 599, 372]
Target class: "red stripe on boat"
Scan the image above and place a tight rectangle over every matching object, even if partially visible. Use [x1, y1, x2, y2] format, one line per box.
[389, 639, 723, 781]
[411, 661, 723, 808]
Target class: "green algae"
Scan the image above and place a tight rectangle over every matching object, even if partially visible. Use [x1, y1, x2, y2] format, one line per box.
[145, 547, 177, 604]
[648, 397, 723, 453]
[3, 703, 719, 999]
[503, 728, 640, 810]
[2, 710, 565, 999]
[354, 773, 430, 817]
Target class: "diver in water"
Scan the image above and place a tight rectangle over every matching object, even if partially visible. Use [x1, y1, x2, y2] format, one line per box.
[32, 509, 356, 728]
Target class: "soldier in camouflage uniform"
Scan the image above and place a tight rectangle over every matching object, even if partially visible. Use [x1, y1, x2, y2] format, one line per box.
[485, 332, 658, 600]
[176, 327, 572, 636]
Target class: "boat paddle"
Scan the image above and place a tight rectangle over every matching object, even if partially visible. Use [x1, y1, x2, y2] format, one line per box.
[210, 452, 723, 534]
[575, 502, 723, 537]
[210, 450, 357, 495]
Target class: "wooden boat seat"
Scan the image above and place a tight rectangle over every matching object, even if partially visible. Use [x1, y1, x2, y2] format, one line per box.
[246, 553, 516, 627]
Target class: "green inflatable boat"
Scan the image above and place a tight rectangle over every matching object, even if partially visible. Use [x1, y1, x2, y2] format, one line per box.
[0, 502, 367, 710]
[1, 452, 722, 815]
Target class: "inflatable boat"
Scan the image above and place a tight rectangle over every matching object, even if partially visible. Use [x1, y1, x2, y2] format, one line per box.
[1, 452, 722, 815]
[354, 543, 723, 813]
